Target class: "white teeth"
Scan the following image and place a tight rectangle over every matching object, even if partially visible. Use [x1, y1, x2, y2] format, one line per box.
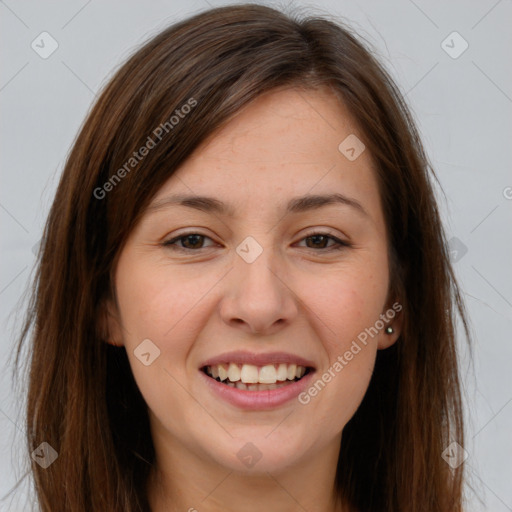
[227, 363, 241, 382]
[240, 364, 259, 384]
[276, 363, 288, 381]
[218, 365, 228, 381]
[205, 362, 309, 385]
[258, 364, 277, 384]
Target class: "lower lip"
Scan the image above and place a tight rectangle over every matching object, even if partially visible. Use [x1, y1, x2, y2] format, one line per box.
[199, 369, 316, 410]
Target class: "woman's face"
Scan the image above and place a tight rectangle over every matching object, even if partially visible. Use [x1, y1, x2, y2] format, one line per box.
[107, 86, 401, 475]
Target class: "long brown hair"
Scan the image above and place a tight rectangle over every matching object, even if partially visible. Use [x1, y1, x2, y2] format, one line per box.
[13, 3, 471, 511]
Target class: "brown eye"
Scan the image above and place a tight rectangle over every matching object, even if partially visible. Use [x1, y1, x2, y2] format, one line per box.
[298, 232, 349, 251]
[163, 233, 215, 251]
[181, 234, 205, 249]
[305, 234, 331, 249]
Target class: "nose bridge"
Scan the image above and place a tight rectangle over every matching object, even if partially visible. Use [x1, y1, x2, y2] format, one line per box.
[234, 234, 282, 300]
[220, 234, 297, 333]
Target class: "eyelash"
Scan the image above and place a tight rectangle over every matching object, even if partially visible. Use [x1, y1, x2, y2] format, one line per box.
[162, 230, 350, 253]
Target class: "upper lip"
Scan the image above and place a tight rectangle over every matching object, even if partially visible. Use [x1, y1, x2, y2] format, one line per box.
[199, 350, 316, 369]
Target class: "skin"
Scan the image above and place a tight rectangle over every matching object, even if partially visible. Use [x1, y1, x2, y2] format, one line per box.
[106, 86, 402, 512]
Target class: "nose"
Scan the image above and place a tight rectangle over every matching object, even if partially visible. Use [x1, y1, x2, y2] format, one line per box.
[219, 245, 299, 335]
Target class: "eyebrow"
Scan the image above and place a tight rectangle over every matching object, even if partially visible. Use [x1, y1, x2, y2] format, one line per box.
[146, 192, 369, 218]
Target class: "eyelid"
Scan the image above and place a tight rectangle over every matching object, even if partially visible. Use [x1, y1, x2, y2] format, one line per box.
[300, 227, 348, 242]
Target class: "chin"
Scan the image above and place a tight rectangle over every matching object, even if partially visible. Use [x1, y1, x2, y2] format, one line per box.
[200, 431, 307, 474]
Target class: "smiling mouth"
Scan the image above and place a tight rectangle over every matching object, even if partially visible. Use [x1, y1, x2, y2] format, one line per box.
[201, 363, 313, 391]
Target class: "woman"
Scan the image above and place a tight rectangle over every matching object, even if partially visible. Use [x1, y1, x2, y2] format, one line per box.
[16, 3, 471, 511]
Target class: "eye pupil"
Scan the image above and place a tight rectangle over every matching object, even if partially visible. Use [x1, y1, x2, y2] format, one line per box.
[183, 234, 203, 249]
[307, 235, 328, 248]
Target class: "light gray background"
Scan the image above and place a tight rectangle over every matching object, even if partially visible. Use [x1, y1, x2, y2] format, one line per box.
[1, 0, 511, 510]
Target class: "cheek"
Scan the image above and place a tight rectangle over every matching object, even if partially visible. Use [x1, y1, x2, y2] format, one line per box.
[298, 260, 389, 352]
[115, 259, 206, 347]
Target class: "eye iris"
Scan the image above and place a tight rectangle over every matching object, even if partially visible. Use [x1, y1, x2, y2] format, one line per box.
[307, 235, 329, 249]
[182, 234, 204, 249]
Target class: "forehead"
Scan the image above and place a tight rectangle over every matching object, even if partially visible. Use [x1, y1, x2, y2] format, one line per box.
[148, 87, 383, 224]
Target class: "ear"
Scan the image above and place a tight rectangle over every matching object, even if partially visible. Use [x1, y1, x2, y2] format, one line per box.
[97, 296, 124, 347]
[377, 300, 403, 350]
